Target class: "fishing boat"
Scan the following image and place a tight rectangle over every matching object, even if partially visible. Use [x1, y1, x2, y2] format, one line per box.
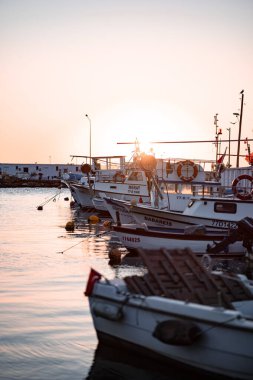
[110, 216, 253, 256]
[85, 248, 253, 380]
[62, 153, 155, 210]
[127, 195, 253, 231]
[104, 173, 253, 230]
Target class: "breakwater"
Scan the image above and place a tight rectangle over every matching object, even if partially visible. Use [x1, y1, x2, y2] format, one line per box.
[0, 176, 63, 188]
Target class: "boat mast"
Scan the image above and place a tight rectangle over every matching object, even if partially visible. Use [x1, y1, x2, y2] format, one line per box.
[236, 90, 244, 168]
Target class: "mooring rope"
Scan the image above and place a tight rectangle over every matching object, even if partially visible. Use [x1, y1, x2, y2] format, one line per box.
[37, 189, 62, 209]
[57, 230, 110, 254]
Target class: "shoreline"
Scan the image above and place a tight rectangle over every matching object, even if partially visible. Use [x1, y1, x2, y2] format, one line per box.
[0, 178, 63, 188]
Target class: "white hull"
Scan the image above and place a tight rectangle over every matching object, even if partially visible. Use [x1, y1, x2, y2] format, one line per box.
[129, 197, 253, 230]
[112, 224, 246, 254]
[88, 275, 253, 380]
[103, 197, 143, 224]
[69, 182, 150, 209]
[70, 183, 95, 208]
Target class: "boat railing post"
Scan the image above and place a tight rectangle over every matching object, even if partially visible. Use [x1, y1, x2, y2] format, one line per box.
[116, 211, 121, 226]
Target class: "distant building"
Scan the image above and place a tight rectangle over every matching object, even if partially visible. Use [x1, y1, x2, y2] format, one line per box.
[0, 163, 82, 180]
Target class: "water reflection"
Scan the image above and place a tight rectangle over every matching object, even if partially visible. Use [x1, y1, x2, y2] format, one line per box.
[86, 343, 204, 380]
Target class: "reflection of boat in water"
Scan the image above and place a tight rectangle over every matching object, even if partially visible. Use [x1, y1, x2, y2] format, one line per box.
[86, 342, 200, 380]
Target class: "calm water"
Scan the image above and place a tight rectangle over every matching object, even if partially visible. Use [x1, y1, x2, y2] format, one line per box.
[0, 188, 204, 380]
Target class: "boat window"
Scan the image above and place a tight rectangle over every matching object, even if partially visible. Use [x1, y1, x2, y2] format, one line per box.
[214, 202, 237, 214]
[181, 183, 192, 194]
[128, 171, 143, 181]
[161, 183, 177, 194]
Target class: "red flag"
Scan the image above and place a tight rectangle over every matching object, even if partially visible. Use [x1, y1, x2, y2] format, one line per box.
[84, 268, 102, 296]
[217, 148, 227, 164]
[245, 153, 253, 165]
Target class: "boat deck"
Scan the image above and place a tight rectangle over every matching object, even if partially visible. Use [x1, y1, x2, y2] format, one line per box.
[124, 248, 253, 309]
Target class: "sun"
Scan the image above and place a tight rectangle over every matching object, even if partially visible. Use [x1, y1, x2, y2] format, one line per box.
[93, 99, 196, 160]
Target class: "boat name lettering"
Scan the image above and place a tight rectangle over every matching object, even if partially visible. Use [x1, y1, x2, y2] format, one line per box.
[211, 220, 237, 229]
[144, 216, 172, 226]
[122, 236, 141, 243]
[176, 195, 190, 200]
[128, 185, 140, 194]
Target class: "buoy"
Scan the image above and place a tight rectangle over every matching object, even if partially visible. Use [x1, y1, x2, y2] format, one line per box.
[64, 197, 69, 201]
[103, 220, 112, 228]
[37, 205, 43, 210]
[88, 215, 100, 223]
[65, 221, 75, 231]
[108, 248, 122, 265]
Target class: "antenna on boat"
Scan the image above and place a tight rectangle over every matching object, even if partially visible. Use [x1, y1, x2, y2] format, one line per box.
[236, 90, 244, 168]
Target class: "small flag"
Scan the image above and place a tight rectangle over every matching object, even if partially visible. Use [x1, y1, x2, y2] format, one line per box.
[217, 148, 227, 164]
[84, 268, 102, 296]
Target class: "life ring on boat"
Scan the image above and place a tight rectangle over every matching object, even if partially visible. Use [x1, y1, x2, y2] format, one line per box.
[113, 171, 126, 183]
[232, 174, 253, 200]
[177, 160, 198, 182]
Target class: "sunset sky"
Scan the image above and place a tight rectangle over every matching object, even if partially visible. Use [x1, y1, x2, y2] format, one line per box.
[1, 0, 253, 166]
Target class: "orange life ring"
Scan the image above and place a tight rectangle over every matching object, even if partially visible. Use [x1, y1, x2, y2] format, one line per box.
[177, 160, 198, 182]
[232, 174, 253, 200]
[113, 171, 126, 183]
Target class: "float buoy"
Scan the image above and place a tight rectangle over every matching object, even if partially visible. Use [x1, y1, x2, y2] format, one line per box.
[88, 215, 100, 223]
[232, 174, 253, 200]
[108, 248, 122, 265]
[103, 220, 112, 228]
[65, 221, 75, 231]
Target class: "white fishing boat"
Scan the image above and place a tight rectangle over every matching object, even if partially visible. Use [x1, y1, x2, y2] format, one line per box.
[111, 216, 253, 255]
[63, 148, 223, 213]
[85, 248, 253, 380]
[62, 153, 155, 210]
[104, 173, 253, 231]
[128, 195, 253, 231]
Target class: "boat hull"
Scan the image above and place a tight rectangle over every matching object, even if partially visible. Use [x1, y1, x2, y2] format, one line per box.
[112, 224, 246, 254]
[129, 203, 239, 230]
[88, 280, 253, 380]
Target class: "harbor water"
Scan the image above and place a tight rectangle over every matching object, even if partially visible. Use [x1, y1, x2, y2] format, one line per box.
[0, 188, 206, 380]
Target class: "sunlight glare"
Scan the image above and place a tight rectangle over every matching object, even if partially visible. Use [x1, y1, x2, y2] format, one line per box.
[95, 100, 194, 159]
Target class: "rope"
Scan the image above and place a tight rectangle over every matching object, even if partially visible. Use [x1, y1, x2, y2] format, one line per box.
[57, 230, 110, 254]
[37, 189, 62, 208]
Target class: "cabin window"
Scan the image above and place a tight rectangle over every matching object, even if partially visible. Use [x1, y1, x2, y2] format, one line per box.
[214, 202, 237, 214]
[161, 183, 176, 194]
[128, 172, 143, 181]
